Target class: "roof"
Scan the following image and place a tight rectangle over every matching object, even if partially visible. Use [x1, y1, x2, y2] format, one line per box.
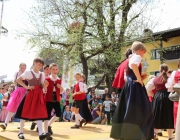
[152, 27, 180, 41]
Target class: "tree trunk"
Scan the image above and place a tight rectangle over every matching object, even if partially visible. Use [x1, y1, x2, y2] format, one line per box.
[80, 53, 88, 84]
[106, 75, 114, 93]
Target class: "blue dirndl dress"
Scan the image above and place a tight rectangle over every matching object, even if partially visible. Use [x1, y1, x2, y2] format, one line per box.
[110, 66, 154, 140]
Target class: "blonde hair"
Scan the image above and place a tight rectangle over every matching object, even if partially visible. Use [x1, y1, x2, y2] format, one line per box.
[131, 41, 146, 53]
[81, 74, 86, 82]
[75, 73, 81, 76]
[49, 63, 58, 69]
[148, 75, 156, 81]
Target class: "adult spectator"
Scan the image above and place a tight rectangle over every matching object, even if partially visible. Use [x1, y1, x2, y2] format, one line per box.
[87, 89, 97, 106]
[91, 104, 107, 124]
[102, 88, 111, 102]
[111, 91, 116, 100]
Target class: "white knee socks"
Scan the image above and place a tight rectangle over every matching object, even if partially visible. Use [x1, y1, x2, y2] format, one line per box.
[19, 119, 25, 134]
[36, 120, 43, 135]
[48, 116, 58, 126]
[5, 112, 14, 125]
[44, 120, 48, 133]
[75, 114, 80, 125]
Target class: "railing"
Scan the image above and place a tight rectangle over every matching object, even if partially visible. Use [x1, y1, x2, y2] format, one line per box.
[162, 45, 180, 60]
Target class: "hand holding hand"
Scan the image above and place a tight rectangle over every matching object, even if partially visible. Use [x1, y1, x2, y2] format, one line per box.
[44, 80, 49, 88]
[26, 86, 35, 90]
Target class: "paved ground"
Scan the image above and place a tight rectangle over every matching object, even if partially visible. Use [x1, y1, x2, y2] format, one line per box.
[0, 122, 174, 140]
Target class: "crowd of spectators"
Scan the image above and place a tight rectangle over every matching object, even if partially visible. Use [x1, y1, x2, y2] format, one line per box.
[0, 83, 118, 125]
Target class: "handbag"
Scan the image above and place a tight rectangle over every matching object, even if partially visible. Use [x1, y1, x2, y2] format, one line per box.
[168, 92, 179, 102]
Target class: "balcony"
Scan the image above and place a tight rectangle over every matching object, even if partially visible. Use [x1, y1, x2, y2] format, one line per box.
[162, 45, 180, 60]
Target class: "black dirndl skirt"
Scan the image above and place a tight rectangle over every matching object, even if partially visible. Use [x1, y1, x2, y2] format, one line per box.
[152, 90, 174, 129]
[110, 77, 154, 139]
[79, 98, 93, 123]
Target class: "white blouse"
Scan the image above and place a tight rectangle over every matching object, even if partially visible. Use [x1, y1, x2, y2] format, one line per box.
[165, 69, 180, 92]
[21, 70, 45, 84]
[128, 54, 142, 69]
[145, 78, 155, 91]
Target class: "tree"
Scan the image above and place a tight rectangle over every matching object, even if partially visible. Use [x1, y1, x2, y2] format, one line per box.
[18, 0, 160, 91]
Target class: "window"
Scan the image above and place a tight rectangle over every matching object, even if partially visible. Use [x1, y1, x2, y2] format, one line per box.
[150, 71, 160, 77]
[155, 71, 160, 76]
[150, 49, 160, 59]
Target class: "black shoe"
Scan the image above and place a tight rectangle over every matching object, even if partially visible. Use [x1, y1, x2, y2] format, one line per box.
[71, 124, 80, 129]
[30, 122, 37, 130]
[17, 126, 20, 129]
[0, 123, 6, 130]
[48, 126, 53, 135]
[18, 133, 25, 139]
[39, 133, 50, 140]
[79, 119, 86, 127]
[157, 132, 163, 136]
[36, 127, 39, 132]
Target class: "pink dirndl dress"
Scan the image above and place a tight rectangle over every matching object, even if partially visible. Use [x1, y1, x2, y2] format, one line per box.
[0, 100, 9, 122]
[6, 86, 27, 113]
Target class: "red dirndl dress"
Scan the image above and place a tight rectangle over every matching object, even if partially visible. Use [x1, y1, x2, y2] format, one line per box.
[15, 72, 48, 121]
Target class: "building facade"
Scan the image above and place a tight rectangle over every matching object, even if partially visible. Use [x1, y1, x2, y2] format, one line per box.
[131, 28, 180, 83]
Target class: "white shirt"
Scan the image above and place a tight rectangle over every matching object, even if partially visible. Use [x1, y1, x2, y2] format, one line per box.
[83, 83, 88, 93]
[77, 81, 84, 92]
[165, 69, 180, 92]
[3, 92, 9, 101]
[49, 75, 60, 91]
[21, 70, 45, 84]
[14, 72, 20, 79]
[128, 54, 142, 69]
[145, 78, 155, 91]
[103, 100, 112, 112]
[111, 94, 116, 99]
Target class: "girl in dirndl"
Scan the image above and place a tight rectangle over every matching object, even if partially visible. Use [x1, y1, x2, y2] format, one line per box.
[110, 41, 154, 140]
[15, 58, 49, 140]
[0, 63, 27, 130]
[0, 92, 10, 122]
[165, 59, 180, 130]
[146, 63, 174, 140]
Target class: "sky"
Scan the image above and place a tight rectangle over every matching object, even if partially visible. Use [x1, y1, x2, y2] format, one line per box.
[0, 0, 180, 81]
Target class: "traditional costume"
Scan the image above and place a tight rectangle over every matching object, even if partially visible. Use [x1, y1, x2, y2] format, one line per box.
[15, 71, 47, 120]
[110, 54, 154, 140]
[112, 59, 128, 95]
[146, 73, 174, 129]
[6, 72, 28, 113]
[0, 72, 28, 130]
[0, 95, 9, 122]
[71, 81, 86, 128]
[166, 69, 180, 129]
[43, 75, 62, 135]
[79, 82, 93, 125]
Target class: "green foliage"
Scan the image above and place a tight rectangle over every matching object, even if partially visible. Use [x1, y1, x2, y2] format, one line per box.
[17, 0, 159, 89]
